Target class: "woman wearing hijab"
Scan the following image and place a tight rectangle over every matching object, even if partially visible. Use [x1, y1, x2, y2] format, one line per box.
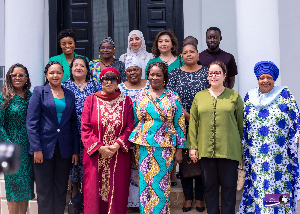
[119, 30, 153, 79]
[81, 67, 134, 214]
[237, 61, 300, 214]
[89, 37, 126, 83]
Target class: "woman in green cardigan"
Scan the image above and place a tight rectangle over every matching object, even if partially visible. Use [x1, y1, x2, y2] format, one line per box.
[49, 29, 89, 82]
[188, 60, 243, 214]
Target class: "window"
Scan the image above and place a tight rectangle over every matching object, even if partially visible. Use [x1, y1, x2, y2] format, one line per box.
[92, 0, 129, 59]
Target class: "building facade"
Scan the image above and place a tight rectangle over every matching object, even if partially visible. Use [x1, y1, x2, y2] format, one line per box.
[1, 0, 300, 101]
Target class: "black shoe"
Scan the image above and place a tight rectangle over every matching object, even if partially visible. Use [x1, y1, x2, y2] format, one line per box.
[196, 206, 205, 212]
[182, 206, 191, 212]
[171, 182, 177, 186]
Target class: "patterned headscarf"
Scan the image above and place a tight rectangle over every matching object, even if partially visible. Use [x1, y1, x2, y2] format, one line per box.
[99, 37, 115, 49]
[100, 67, 120, 83]
[254, 61, 279, 81]
[126, 30, 148, 61]
[125, 56, 142, 70]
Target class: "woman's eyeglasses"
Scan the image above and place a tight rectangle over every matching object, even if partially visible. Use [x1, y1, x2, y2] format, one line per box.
[207, 71, 222, 77]
[10, 73, 27, 78]
[101, 76, 118, 83]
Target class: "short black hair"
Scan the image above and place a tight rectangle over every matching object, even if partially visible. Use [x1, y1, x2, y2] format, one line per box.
[44, 61, 63, 85]
[183, 36, 198, 46]
[57, 29, 76, 44]
[206, 27, 221, 36]
[70, 56, 91, 82]
[146, 62, 169, 87]
[182, 43, 198, 52]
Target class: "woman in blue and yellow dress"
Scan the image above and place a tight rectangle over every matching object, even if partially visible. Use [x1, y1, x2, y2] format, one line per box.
[0, 63, 35, 214]
[129, 62, 186, 214]
[89, 37, 126, 83]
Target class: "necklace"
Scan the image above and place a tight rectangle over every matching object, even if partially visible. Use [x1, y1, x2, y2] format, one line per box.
[51, 87, 62, 97]
[160, 55, 172, 67]
[74, 80, 86, 89]
[100, 57, 114, 67]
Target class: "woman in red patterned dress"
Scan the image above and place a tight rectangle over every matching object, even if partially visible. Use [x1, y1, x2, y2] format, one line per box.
[81, 67, 134, 214]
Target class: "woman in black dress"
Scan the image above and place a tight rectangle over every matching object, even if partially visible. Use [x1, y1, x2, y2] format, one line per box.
[167, 42, 208, 212]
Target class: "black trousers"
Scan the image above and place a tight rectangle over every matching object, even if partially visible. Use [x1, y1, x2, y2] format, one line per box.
[199, 158, 238, 214]
[179, 170, 204, 201]
[33, 143, 72, 214]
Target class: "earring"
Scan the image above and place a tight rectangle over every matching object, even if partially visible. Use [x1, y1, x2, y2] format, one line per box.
[164, 81, 165, 86]
[98, 55, 101, 58]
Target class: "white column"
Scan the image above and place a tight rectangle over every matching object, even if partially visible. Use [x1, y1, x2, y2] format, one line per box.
[5, 0, 45, 88]
[183, 0, 202, 51]
[235, 0, 280, 98]
[0, 0, 4, 66]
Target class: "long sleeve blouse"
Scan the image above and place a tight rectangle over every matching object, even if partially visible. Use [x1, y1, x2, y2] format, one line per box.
[129, 89, 186, 148]
[188, 88, 244, 161]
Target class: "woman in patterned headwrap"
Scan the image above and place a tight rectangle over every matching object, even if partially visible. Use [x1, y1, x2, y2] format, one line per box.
[129, 62, 186, 214]
[119, 30, 153, 79]
[81, 67, 134, 214]
[237, 61, 300, 214]
[89, 37, 126, 83]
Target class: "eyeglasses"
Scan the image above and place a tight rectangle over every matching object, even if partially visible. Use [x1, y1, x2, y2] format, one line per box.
[207, 71, 222, 77]
[101, 76, 118, 84]
[126, 68, 140, 74]
[10, 73, 27, 78]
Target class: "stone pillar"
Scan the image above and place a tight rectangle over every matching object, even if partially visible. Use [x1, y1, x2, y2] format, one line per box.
[235, 0, 280, 98]
[5, 0, 45, 88]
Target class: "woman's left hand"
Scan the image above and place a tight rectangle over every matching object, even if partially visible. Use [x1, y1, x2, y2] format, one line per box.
[108, 143, 121, 155]
[72, 154, 79, 165]
[175, 148, 183, 164]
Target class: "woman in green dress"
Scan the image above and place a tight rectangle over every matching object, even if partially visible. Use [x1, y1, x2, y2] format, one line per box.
[145, 29, 184, 75]
[0, 63, 35, 214]
[49, 29, 89, 82]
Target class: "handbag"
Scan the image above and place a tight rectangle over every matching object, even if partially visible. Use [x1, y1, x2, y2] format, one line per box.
[68, 164, 84, 214]
[236, 160, 246, 191]
[179, 149, 201, 178]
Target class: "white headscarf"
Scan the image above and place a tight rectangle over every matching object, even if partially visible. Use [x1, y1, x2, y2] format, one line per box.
[126, 30, 148, 61]
[125, 56, 142, 70]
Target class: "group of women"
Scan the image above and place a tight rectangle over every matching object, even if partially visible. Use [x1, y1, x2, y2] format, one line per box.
[0, 27, 299, 214]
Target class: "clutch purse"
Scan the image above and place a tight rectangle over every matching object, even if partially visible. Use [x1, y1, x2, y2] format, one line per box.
[236, 160, 246, 191]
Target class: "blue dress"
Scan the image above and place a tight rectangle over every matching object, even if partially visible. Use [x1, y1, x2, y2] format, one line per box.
[237, 87, 300, 214]
[62, 79, 102, 182]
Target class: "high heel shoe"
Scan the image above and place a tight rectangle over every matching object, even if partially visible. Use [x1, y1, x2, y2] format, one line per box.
[196, 206, 205, 212]
[182, 206, 191, 212]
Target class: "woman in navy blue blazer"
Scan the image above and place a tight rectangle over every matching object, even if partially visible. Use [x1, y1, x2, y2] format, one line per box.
[26, 61, 79, 214]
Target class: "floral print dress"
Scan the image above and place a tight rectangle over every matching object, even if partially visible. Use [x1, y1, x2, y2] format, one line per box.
[237, 87, 300, 214]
